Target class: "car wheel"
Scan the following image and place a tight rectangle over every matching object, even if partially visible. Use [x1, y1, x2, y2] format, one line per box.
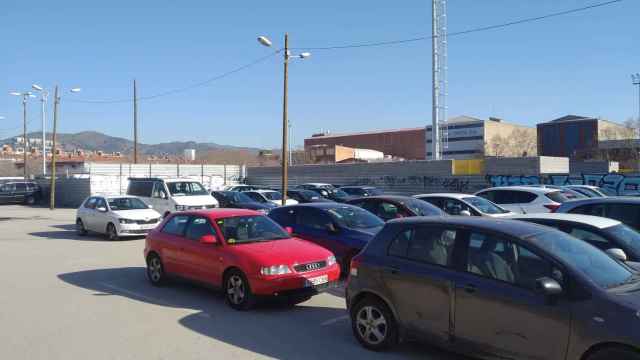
[146, 254, 166, 286]
[224, 269, 255, 311]
[76, 219, 87, 236]
[587, 347, 640, 360]
[351, 296, 398, 351]
[106, 223, 119, 241]
[25, 196, 35, 205]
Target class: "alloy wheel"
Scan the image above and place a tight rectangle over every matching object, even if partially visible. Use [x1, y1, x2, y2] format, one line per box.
[356, 306, 388, 345]
[227, 275, 245, 305]
[148, 257, 162, 283]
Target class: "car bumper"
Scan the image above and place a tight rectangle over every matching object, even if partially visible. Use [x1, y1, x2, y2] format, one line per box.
[250, 264, 341, 296]
[117, 223, 159, 236]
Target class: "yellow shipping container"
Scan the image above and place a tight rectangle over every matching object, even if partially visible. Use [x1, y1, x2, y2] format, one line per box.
[452, 159, 484, 175]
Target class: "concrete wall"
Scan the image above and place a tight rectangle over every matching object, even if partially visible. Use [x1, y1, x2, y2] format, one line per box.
[570, 160, 619, 174]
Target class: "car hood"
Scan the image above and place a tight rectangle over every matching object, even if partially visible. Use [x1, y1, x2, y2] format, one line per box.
[270, 199, 298, 206]
[236, 202, 273, 211]
[172, 195, 218, 206]
[229, 237, 333, 265]
[337, 226, 383, 249]
[484, 211, 517, 218]
[111, 208, 162, 220]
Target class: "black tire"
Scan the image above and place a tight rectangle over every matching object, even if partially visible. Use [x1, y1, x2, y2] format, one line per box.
[587, 347, 640, 360]
[25, 196, 35, 205]
[106, 223, 119, 241]
[351, 296, 399, 351]
[224, 269, 256, 311]
[146, 253, 167, 286]
[76, 219, 87, 236]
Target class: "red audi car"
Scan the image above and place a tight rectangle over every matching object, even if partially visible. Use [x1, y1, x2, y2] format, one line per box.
[144, 209, 340, 310]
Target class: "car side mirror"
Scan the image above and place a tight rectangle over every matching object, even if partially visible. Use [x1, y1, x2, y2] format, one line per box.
[96, 207, 107, 212]
[536, 277, 563, 297]
[285, 226, 293, 235]
[147, 204, 153, 209]
[459, 210, 472, 216]
[199, 234, 218, 245]
[326, 223, 339, 234]
[606, 248, 628, 262]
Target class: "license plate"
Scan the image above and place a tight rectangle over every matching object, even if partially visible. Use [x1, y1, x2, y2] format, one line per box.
[305, 275, 329, 287]
[141, 224, 156, 229]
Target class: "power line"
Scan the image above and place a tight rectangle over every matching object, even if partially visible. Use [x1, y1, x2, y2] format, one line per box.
[66, 50, 281, 104]
[293, 0, 623, 50]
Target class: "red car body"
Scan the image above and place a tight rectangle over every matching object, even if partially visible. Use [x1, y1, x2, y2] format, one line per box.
[144, 209, 340, 305]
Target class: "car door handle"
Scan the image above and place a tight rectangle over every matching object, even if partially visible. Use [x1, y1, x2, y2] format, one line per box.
[385, 266, 401, 275]
[463, 284, 477, 293]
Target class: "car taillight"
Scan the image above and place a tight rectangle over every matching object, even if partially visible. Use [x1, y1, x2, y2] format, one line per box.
[544, 204, 560, 212]
[349, 256, 361, 277]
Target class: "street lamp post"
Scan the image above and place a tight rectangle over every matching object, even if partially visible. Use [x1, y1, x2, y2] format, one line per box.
[257, 34, 311, 206]
[633, 74, 640, 125]
[9, 91, 36, 180]
[49, 86, 81, 210]
[31, 84, 49, 175]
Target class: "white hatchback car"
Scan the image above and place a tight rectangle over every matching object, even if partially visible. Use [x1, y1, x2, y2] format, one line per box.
[414, 193, 516, 217]
[76, 195, 162, 240]
[475, 186, 569, 214]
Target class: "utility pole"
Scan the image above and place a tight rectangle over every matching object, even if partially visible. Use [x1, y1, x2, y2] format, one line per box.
[133, 79, 139, 164]
[633, 73, 640, 125]
[22, 94, 28, 180]
[281, 33, 289, 206]
[40, 91, 48, 175]
[50, 86, 59, 210]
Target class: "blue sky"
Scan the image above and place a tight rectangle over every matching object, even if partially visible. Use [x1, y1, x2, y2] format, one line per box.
[1, 0, 638, 148]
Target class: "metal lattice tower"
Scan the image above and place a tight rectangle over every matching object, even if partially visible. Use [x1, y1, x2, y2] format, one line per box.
[430, 0, 448, 160]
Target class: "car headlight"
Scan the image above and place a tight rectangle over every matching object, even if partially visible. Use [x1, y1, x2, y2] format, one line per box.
[327, 255, 337, 266]
[260, 265, 292, 276]
[175, 205, 187, 211]
[118, 218, 136, 224]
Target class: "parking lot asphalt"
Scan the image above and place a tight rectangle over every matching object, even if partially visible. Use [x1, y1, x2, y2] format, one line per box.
[0, 205, 465, 360]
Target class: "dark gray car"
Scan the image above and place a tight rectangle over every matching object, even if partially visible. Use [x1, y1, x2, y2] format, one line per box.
[347, 216, 640, 359]
[0, 181, 41, 205]
[557, 197, 640, 231]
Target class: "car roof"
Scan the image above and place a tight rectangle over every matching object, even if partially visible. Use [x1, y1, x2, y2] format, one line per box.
[301, 183, 333, 186]
[565, 185, 600, 190]
[128, 177, 199, 182]
[414, 193, 474, 199]
[253, 189, 277, 193]
[476, 186, 560, 194]
[181, 208, 261, 218]
[508, 213, 621, 229]
[340, 185, 376, 189]
[275, 202, 359, 210]
[349, 195, 416, 202]
[387, 216, 551, 239]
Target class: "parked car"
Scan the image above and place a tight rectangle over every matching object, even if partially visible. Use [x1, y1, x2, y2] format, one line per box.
[510, 213, 640, 262]
[475, 186, 569, 213]
[144, 209, 340, 310]
[0, 181, 41, 205]
[76, 195, 162, 240]
[346, 195, 443, 221]
[223, 184, 265, 192]
[564, 185, 607, 198]
[340, 186, 384, 197]
[269, 203, 384, 273]
[296, 183, 355, 202]
[347, 216, 640, 359]
[286, 189, 332, 204]
[414, 193, 515, 217]
[211, 191, 276, 214]
[556, 197, 640, 231]
[127, 178, 218, 217]
[243, 189, 298, 206]
[522, 185, 587, 200]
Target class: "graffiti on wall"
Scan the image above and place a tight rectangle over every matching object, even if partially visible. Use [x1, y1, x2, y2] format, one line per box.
[348, 175, 471, 193]
[486, 173, 640, 196]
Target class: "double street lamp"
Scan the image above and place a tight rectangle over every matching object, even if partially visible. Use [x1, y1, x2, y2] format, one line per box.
[9, 90, 36, 180]
[257, 34, 311, 205]
[633, 73, 640, 125]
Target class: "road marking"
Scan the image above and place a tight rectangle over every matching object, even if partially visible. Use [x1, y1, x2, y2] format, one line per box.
[321, 315, 349, 326]
[100, 282, 173, 307]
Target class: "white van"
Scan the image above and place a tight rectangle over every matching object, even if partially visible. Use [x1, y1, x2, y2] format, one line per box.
[127, 178, 218, 217]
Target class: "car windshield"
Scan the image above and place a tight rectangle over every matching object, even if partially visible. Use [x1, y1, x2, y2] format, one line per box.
[297, 190, 320, 200]
[262, 191, 282, 201]
[331, 189, 349, 198]
[327, 206, 384, 229]
[227, 192, 255, 203]
[531, 230, 634, 289]
[463, 196, 509, 214]
[604, 224, 640, 258]
[402, 198, 443, 216]
[545, 191, 570, 203]
[167, 182, 208, 196]
[108, 197, 149, 210]
[216, 215, 289, 244]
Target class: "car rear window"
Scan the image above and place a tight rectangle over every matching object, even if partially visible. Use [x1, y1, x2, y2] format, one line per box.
[545, 191, 569, 203]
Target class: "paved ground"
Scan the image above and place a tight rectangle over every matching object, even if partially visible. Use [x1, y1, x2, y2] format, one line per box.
[0, 205, 465, 360]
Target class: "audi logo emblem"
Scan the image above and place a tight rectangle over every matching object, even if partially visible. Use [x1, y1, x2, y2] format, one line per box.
[306, 263, 321, 271]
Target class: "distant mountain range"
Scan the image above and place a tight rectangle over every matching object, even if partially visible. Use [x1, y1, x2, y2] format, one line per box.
[1, 131, 261, 155]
